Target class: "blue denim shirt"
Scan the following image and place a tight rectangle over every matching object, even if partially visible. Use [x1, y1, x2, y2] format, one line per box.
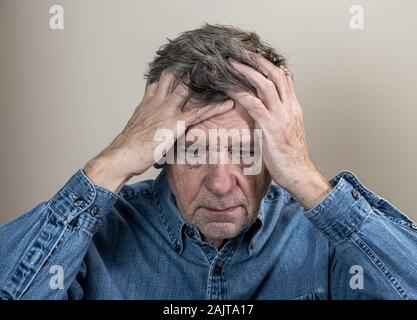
[0, 168, 416, 300]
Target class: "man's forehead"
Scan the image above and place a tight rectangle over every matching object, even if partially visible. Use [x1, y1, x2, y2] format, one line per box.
[186, 101, 255, 132]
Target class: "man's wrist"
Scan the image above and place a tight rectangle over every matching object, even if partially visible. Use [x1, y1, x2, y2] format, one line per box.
[284, 167, 333, 211]
[83, 156, 131, 193]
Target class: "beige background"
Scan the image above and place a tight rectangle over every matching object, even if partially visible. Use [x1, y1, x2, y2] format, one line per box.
[1, 0, 416, 225]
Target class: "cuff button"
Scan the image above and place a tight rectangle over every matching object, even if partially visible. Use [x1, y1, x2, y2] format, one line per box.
[351, 189, 360, 200]
[73, 196, 84, 206]
[411, 223, 417, 230]
[90, 206, 99, 217]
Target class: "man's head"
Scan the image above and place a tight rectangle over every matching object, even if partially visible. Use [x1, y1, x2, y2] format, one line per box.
[145, 24, 287, 247]
[144, 23, 288, 107]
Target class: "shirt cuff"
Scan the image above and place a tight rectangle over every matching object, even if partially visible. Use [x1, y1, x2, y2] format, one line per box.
[304, 170, 374, 244]
[49, 169, 119, 234]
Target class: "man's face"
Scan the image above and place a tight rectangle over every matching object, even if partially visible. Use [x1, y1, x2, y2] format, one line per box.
[166, 102, 271, 247]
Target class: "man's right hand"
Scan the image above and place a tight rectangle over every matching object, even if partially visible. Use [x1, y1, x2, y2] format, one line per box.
[83, 68, 234, 193]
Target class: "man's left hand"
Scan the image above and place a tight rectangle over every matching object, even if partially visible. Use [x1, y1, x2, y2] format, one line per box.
[226, 52, 333, 210]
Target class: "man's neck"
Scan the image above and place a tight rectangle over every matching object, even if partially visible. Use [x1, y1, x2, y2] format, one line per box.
[202, 236, 227, 250]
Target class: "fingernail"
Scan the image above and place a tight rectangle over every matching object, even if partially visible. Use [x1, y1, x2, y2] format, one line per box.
[176, 83, 188, 95]
[228, 57, 238, 65]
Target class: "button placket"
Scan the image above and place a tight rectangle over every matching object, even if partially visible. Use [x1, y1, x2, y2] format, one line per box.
[212, 264, 222, 277]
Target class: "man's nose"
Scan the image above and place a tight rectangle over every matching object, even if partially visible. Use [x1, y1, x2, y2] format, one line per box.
[204, 164, 237, 196]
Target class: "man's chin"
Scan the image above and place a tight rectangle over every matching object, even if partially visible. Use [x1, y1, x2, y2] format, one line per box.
[200, 222, 243, 241]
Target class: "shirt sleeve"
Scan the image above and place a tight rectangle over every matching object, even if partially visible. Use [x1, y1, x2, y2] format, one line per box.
[0, 169, 118, 300]
[304, 170, 417, 300]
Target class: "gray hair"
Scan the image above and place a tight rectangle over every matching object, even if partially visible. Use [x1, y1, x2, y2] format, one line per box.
[144, 23, 288, 107]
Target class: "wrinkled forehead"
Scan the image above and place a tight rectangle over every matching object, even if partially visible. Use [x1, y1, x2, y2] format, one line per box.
[185, 101, 255, 135]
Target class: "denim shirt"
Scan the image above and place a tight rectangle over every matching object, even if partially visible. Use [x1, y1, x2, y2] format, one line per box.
[0, 168, 416, 300]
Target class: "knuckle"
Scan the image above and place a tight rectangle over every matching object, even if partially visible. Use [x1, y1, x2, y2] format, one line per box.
[267, 65, 282, 78]
[263, 79, 276, 91]
[158, 70, 169, 82]
[272, 64, 282, 73]
[161, 67, 174, 78]
[276, 66, 285, 74]
[251, 97, 264, 109]
[279, 66, 292, 77]
[269, 73, 281, 85]
[185, 108, 201, 125]
[160, 68, 177, 84]
[262, 70, 271, 78]
[174, 83, 188, 96]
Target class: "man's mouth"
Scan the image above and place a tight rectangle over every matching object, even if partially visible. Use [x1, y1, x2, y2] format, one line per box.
[202, 206, 241, 215]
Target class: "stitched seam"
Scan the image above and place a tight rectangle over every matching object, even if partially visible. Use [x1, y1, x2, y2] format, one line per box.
[16, 224, 69, 300]
[331, 204, 372, 245]
[349, 232, 411, 300]
[0, 207, 56, 297]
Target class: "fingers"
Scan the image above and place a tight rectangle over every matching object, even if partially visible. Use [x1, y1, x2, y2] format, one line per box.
[228, 58, 281, 110]
[284, 69, 296, 99]
[167, 82, 190, 111]
[226, 90, 272, 123]
[191, 99, 235, 124]
[178, 99, 235, 126]
[246, 51, 291, 103]
[142, 68, 182, 105]
[155, 68, 181, 98]
[144, 80, 158, 100]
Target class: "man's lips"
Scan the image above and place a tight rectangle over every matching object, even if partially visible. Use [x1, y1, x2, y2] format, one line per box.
[201, 206, 241, 215]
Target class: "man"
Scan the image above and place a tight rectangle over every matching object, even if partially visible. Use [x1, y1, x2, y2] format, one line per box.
[0, 23, 416, 300]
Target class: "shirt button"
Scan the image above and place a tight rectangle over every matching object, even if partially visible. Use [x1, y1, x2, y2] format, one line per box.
[411, 223, 417, 230]
[267, 190, 278, 200]
[186, 227, 195, 238]
[73, 196, 84, 206]
[351, 189, 360, 200]
[90, 206, 99, 217]
[174, 244, 181, 254]
[213, 265, 222, 276]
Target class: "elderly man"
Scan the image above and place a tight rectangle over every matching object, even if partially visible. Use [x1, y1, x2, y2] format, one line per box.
[0, 24, 416, 300]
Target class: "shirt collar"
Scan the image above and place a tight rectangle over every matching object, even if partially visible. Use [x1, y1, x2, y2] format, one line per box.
[152, 169, 185, 253]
